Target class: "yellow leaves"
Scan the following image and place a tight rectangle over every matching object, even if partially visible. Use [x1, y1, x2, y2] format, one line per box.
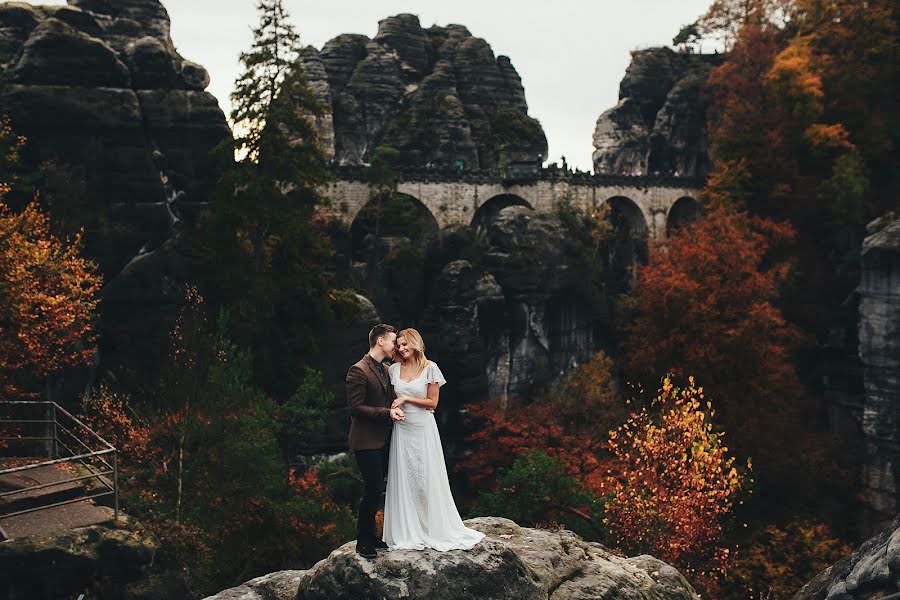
[766, 35, 824, 124]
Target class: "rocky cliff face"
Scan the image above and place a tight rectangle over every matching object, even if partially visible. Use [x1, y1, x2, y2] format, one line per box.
[205, 517, 700, 600]
[0, 0, 229, 273]
[299, 14, 547, 170]
[336, 204, 605, 456]
[857, 212, 900, 530]
[593, 48, 721, 177]
[0, 0, 231, 395]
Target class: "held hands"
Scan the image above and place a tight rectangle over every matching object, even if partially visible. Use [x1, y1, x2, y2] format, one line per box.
[390, 407, 405, 421]
[391, 396, 407, 410]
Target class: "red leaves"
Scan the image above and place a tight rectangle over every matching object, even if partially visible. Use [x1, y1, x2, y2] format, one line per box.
[0, 199, 102, 397]
[621, 204, 815, 502]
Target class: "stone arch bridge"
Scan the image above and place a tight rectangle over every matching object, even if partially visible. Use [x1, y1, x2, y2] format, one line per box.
[320, 167, 704, 241]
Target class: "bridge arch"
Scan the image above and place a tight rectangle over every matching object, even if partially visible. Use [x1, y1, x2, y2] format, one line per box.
[471, 193, 534, 232]
[666, 196, 703, 236]
[349, 191, 440, 261]
[602, 195, 650, 290]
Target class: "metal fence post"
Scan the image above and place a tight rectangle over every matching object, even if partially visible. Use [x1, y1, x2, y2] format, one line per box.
[51, 403, 58, 459]
[113, 450, 119, 521]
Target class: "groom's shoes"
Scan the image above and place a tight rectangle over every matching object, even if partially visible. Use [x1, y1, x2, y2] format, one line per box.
[375, 540, 389, 550]
[356, 540, 377, 559]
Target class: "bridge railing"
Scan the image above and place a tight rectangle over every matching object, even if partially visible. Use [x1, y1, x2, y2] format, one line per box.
[328, 164, 704, 189]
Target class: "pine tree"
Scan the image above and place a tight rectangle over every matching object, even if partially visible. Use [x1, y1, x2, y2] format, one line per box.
[196, 0, 335, 396]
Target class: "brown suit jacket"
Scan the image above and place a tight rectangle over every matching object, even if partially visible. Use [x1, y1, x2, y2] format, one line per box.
[347, 353, 396, 451]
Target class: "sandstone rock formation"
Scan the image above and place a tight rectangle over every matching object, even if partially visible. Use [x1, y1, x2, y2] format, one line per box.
[592, 47, 722, 177]
[0, 0, 230, 276]
[298, 14, 547, 170]
[204, 517, 700, 600]
[0, 0, 230, 392]
[857, 212, 900, 527]
[792, 512, 900, 600]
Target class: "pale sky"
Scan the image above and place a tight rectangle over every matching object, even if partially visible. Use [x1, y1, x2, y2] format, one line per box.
[47, 0, 715, 171]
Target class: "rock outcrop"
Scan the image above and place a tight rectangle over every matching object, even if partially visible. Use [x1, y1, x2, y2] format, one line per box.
[0, 0, 230, 392]
[478, 206, 598, 401]
[592, 47, 722, 177]
[857, 212, 900, 528]
[204, 517, 700, 600]
[0, 520, 159, 599]
[0, 0, 230, 276]
[792, 512, 900, 600]
[299, 14, 547, 170]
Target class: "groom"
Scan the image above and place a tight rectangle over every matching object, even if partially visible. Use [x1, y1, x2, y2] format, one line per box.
[346, 323, 405, 559]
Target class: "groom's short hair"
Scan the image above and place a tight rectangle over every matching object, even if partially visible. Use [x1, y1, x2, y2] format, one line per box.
[369, 323, 397, 348]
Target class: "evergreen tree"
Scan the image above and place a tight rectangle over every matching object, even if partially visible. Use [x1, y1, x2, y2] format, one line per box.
[196, 0, 335, 395]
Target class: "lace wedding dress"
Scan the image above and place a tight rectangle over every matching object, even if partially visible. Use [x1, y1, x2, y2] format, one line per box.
[382, 361, 484, 551]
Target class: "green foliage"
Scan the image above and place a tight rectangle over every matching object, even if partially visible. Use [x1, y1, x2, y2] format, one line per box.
[673, 21, 702, 46]
[365, 145, 401, 190]
[818, 150, 870, 230]
[554, 195, 613, 326]
[487, 108, 544, 165]
[194, 0, 335, 396]
[277, 366, 333, 453]
[469, 450, 606, 540]
[124, 296, 356, 594]
[313, 453, 364, 507]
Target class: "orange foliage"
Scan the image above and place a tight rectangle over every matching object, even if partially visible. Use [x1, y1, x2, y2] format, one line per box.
[766, 37, 824, 125]
[621, 204, 820, 499]
[0, 199, 102, 398]
[81, 384, 151, 464]
[604, 375, 749, 597]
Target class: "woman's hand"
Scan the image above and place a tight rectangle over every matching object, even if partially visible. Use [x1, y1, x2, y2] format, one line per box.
[391, 396, 407, 409]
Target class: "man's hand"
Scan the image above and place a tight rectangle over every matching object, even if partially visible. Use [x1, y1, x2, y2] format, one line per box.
[390, 407, 405, 421]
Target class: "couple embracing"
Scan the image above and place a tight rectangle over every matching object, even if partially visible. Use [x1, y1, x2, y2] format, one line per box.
[346, 324, 484, 559]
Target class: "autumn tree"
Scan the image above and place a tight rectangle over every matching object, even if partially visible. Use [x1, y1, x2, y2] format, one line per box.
[604, 375, 749, 598]
[0, 116, 102, 398]
[619, 203, 855, 510]
[460, 352, 624, 499]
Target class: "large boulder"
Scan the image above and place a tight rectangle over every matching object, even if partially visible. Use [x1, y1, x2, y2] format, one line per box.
[204, 518, 700, 600]
[14, 17, 130, 87]
[792, 513, 900, 600]
[0, 520, 159, 599]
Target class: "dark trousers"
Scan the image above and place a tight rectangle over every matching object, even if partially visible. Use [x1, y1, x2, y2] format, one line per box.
[355, 444, 389, 543]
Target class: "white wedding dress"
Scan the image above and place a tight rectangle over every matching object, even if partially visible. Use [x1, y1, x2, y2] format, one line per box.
[382, 361, 484, 551]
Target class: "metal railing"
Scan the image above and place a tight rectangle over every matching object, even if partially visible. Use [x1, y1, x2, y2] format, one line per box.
[0, 401, 118, 522]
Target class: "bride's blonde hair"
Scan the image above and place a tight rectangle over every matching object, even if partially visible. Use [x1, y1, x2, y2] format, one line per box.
[398, 328, 429, 376]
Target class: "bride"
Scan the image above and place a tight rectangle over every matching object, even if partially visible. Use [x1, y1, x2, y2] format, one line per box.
[382, 328, 484, 551]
